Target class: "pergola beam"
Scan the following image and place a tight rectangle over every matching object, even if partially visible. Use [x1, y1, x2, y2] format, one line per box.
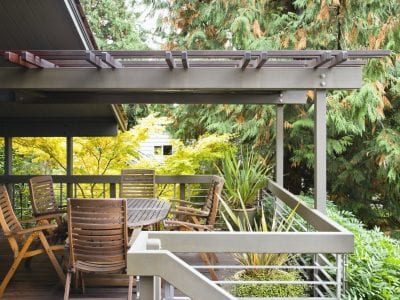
[13, 90, 308, 105]
[0, 118, 118, 137]
[181, 51, 189, 69]
[20, 51, 57, 69]
[0, 67, 363, 90]
[101, 52, 122, 69]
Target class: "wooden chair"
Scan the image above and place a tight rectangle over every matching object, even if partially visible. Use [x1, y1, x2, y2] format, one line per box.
[0, 185, 65, 298]
[29, 175, 66, 227]
[120, 169, 156, 199]
[64, 198, 134, 300]
[164, 177, 224, 231]
[164, 177, 224, 280]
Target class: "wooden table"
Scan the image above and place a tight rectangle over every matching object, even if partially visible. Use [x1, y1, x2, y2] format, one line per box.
[126, 198, 170, 245]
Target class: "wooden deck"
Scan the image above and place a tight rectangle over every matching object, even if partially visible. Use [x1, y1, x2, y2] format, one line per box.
[0, 234, 234, 299]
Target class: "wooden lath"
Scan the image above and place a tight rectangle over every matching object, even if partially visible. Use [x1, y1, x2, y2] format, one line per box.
[0, 49, 390, 70]
[4, 51, 57, 68]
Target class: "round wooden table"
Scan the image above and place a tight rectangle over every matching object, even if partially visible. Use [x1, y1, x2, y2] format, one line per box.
[126, 198, 170, 245]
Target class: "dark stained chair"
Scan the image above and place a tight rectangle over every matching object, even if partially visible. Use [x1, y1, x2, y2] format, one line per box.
[0, 185, 65, 298]
[164, 177, 224, 280]
[64, 198, 134, 300]
[120, 169, 156, 199]
[29, 175, 66, 227]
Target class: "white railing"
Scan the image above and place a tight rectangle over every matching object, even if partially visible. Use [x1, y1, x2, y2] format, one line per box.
[127, 181, 353, 300]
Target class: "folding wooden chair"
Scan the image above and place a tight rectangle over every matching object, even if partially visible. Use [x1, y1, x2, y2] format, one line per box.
[0, 185, 65, 298]
[164, 177, 224, 280]
[29, 175, 66, 227]
[64, 198, 134, 300]
[120, 169, 156, 199]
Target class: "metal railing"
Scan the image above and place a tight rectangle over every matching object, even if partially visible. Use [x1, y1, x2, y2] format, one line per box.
[0, 175, 353, 298]
[128, 180, 353, 300]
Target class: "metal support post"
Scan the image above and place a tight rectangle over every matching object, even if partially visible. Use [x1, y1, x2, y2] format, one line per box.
[138, 239, 162, 300]
[4, 137, 13, 201]
[314, 90, 327, 213]
[66, 137, 73, 198]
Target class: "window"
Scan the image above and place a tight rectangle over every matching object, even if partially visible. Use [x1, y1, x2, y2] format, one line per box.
[154, 146, 162, 155]
[154, 145, 173, 156]
[163, 145, 172, 155]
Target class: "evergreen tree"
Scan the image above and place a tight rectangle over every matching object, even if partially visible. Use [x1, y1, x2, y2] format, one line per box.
[147, 0, 400, 228]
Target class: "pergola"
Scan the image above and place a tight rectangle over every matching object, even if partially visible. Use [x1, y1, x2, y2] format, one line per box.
[0, 49, 389, 213]
[0, 1, 392, 298]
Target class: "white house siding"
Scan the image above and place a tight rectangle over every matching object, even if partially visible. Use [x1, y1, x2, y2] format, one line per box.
[138, 132, 174, 162]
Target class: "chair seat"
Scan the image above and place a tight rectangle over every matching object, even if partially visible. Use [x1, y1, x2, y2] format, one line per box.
[76, 260, 126, 273]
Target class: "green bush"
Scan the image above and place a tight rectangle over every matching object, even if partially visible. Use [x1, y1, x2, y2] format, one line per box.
[328, 206, 400, 300]
[232, 270, 308, 297]
[300, 196, 400, 299]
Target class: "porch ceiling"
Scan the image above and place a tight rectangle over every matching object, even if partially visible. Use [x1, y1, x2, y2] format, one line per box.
[0, 0, 127, 136]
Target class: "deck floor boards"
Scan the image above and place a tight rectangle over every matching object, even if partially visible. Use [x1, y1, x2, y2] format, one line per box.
[0, 234, 236, 299]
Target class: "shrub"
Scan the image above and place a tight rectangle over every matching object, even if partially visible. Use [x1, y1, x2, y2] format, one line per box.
[301, 196, 400, 299]
[232, 270, 308, 297]
[328, 207, 400, 299]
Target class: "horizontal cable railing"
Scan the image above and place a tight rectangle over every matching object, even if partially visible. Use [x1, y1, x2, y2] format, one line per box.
[0, 176, 351, 299]
[127, 180, 352, 300]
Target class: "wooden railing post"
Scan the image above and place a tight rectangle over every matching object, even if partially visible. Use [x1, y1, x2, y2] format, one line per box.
[110, 183, 116, 198]
[179, 183, 185, 200]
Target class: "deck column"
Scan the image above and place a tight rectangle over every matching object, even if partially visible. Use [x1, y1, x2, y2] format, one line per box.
[314, 90, 327, 214]
[66, 137, 73, 198]
[276, 105, 284, 186]
[4, 137, 12, 198]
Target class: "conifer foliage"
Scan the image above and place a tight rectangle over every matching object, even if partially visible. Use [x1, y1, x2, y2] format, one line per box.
[146, 0, 400, 228]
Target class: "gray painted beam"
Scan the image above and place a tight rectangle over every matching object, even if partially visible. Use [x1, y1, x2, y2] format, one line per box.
[0, 67, 363, 91]
[314, 90, 327, 213]
[147, 231, 354, 253]
[0, 118, 118, 137]
[14, 90, 308, 104]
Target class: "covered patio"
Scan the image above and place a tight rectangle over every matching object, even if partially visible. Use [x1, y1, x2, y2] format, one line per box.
[0, 1, 390, 299]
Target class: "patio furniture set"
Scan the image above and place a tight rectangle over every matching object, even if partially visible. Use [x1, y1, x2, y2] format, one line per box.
[0, 169, 224, 299]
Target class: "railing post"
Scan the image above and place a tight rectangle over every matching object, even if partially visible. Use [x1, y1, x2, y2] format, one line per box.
[336, 254, 343, 299]
[138, 239, 162, 300]
[110, 183, 116, 198]
[179, 183, 185, 200]
[66, 137, 73, 198]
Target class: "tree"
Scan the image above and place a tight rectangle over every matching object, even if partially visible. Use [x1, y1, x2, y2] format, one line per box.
[80, 0, 146, 50]
[146, 0, 400, 228]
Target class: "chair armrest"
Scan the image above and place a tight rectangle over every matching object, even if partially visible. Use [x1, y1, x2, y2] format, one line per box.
[171, 209, 208, 218]
[9, 224, 58, 236]
[20, 213, 65, 224]
[170, 199, 204, 207]
[164, 220, 212, 231]
[175, 206, 208, 214]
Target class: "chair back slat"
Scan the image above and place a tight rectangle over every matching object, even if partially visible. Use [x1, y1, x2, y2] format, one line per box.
[0, 185, 22, 236]
[205, 178, 224, 226]
[68, 198, 128, 268]
[120, 169, 156, 199]
[29, 175, 58, 216]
